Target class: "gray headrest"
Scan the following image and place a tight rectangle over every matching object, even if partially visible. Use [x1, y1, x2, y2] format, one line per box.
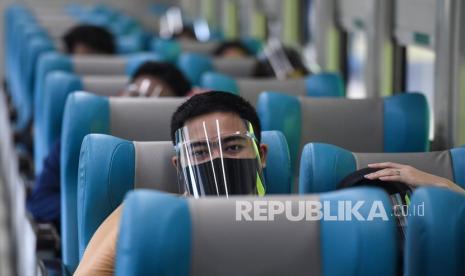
[213, 57, 256, 78]
[109, 97, 186, 141]
[299, 97, 384, 153]
[43, 21, 77, 38]
[180, 41, 218, 54]
[354, 151, 454, 181]
[82, 75, 130, 96]
[72, 56, 127, 75]
[188, 195, 321, 276]
[238, 78, 307, 106]
[133, 141, 178, 193]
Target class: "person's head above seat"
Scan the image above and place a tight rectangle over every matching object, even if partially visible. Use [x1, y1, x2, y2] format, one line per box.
[63, 24, 116, 55]
[121, 61, 192, 98]
[254, 46, 309, 78]
[213, 40, 252, 58]
[170, 92, 267, 197]
[172, 26, 197, 41]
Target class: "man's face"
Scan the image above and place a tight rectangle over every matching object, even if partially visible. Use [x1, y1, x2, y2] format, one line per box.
[172, 111, 267, 169]
[220, 48, 248, 58]
[120, 75, 176, 98]
[72, 43, 101, 55]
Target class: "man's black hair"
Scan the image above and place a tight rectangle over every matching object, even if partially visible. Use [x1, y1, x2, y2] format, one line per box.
[213, 40, 252, 56]
[253, 47, 309, 77]
[63, 24, 116, 54]
[172, 26, 197, 40]
[170, 92, 262, 144]
[131, 61, 192, 97]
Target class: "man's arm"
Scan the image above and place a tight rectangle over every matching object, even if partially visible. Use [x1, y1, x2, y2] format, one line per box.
[75, 205, 122, 276]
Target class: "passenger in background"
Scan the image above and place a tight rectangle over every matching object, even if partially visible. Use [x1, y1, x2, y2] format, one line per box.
[172, 25, 197, 41]
[14, 25, 118, 183]
[253, 46, 309, 79]
[121, 61, 191, 97]
[63, 24, 116, 55]
[27, 62, 191, 229]
[213, 40, 252, 58]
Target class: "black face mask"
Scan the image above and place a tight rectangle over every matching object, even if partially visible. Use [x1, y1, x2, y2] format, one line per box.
[181, 158, 262, 197]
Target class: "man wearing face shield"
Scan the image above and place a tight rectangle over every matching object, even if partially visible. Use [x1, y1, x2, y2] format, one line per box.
[76, 92, 268, 275]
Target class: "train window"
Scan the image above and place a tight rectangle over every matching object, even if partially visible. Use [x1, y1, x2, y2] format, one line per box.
[406, 46, 435, 139]
[346, 31, 367, 99]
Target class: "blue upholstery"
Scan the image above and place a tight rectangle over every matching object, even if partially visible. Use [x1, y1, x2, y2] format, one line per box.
[34, 52, 162, 124]
[405, 187, 465, 276]
[299, 143, 465, 193]
[77, 135, 135, 257]
[450, 147, 465, 188]
[200, 72, 239, 94]
[384, 93, 429, 152]
[77, 130, 291, 256]
[61, 93, 110, 272]
[116, 188, 397, 276]
[201, 72, 344, 104]
[257, 92, 301, 169]
[299, 143, 356, 193]
[149, 38, 182, 63]
[258, 92, 429, 170]
[61, 92, 185, 272]
[116, 191, 191, 276]
[305, 72, 344, 97]
[320, 188, 397, 276]
[35, 71, 83, 174]
[177, 52, 214, 86]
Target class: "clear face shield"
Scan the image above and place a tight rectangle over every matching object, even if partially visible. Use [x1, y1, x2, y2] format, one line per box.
[174, 117, 265, 198]
[124, 79, 164, 98]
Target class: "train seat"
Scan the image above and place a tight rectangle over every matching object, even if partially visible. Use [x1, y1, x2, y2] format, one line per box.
[115, 188, 397, 276]
[299, 143, 465, 193]
[60, 92, 186, 272]
[257, 92, 430, 170]
[77, 130, 291, 258]
[201, 72, 344, 106]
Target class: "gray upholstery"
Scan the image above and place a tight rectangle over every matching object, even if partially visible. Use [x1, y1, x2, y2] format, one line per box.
[355, 151, 454, 181]
[72, 56, 127, 75]
[180, 41, 218, 54]
[300, 97, 384, 153]
[189, 195, 321, 276]
[82, 75, 129, 96]
[133, 142, 178, 193]
[238, 78, 306, 106]
[109, 97, 186, 141]
[213, 57, 256, 78]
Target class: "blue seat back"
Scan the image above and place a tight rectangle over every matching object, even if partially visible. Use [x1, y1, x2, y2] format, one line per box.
[258, 92, 429, 171]
[299, 143, 465, 193]
[77, 130, 291, 257]
[405, 187, 465, 276]
[201, 72, 344, 106]
[115, 188, 397, 276]
[34, 52, 161, 151]
[60, 92, 186, 272]
[34, 72, 130, 174]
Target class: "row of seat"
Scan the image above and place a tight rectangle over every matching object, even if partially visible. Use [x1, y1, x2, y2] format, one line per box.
[5, 3, 265, 134]
[71, 131, 465, 275]
[114, 186, 465, 276]
[57, 90, 462, 272]
[34, 70, 342, 173]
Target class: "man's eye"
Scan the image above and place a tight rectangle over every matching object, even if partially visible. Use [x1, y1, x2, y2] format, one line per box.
[225, 144, 243, 153]
[192, 149, 208, 157]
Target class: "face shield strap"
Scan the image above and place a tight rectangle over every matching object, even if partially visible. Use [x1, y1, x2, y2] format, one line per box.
[175, 119, 266, 198]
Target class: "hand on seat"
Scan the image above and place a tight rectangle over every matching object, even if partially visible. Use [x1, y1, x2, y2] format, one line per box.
[364, 162, 465, 194]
